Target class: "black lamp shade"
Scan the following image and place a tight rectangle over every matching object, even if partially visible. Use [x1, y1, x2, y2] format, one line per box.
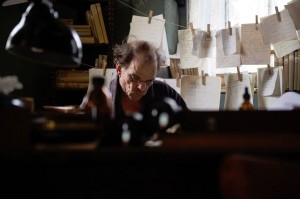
[5, 0, 82, 68]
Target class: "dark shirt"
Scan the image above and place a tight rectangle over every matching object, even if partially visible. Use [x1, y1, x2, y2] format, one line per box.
[109, 76, 188, 119]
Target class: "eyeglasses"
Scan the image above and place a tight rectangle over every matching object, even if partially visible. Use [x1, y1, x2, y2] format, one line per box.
[123, 69, 154, 87]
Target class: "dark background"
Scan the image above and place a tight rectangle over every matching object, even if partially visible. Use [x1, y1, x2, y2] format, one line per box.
[0, 0, 186, 110]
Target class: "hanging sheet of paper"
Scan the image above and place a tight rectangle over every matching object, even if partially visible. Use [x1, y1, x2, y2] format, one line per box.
[224, 72, 253, 110]
[241, 23, 270, 65]
[216, 29, 241, 68]
[178, 29, 201, 68]
[260, 9, 297, 45]
[192, 29, 215, 58]
[258, 67, 283, 96]
[127, 15, 170, 66]
[221, 27, 240, 56]
[272, 39, 300, 58]
[180, 75, 221, 110]
[285, 0, 300, 30]
[128, 15, 164, 47]
[257, 66, 285, 109]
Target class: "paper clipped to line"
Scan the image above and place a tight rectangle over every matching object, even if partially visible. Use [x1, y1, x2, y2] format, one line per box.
[180, 75, 221, 111]
[240, 23, 270, 65]
[216, 29, 241, 68]
[260, 9, 297, 45]
[127, 14, 169, 66]
[224, 72, 253, 110]
[257, 66, 285, 110]
[178, 29, 201, 69]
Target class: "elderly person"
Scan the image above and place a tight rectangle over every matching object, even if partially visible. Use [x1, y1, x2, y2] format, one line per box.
[110, 40, 187, 119]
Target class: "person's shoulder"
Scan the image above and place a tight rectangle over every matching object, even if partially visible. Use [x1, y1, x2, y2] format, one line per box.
[152, 78, 178, 95]
[152, 78, 173, 92]
[153, 78, 169, 88]
[152, 78, 188, 110]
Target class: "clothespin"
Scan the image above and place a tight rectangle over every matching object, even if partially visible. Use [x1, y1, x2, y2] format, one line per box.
[227, 21, 232, 35]
[95, 58, 99, 68]
[267, 64, 273, 75]
[207, 24, 211, 37]
[275, 6, 281, 22]
[98, 54, 103, 69]
[255, 15, 259, 30]
[103, 67, 107, 76]
[102, 55, 108, 76]
[176, 72, 181, 88]
[148, 10, 153, 24]
[237, 67, 242, 81]
[201, 70, 206, 85]
[189, 22, 196, 36]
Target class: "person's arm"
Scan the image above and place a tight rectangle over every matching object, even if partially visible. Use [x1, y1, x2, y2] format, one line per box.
[152, 80, 189, 110]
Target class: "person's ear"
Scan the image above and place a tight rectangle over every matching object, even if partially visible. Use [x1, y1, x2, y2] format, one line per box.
[116, 62, 122, 76]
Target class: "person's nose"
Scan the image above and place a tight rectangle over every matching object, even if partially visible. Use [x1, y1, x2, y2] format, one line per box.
[137, 81, 147, 91]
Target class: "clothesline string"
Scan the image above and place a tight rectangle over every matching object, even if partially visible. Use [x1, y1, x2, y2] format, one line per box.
[116, 0, 187, 29]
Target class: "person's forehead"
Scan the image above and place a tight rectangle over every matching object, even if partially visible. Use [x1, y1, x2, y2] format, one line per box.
[127, 54, 157, 75]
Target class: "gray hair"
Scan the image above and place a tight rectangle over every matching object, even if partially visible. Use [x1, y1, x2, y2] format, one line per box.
[113, 40, 166, 69]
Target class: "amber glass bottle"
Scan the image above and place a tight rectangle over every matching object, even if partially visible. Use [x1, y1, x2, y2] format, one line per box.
[83, 77, 113, 132]
[239, 87, 254, 111]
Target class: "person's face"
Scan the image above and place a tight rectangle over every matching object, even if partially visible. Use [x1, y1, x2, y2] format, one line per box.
[117, 53, 157, 102]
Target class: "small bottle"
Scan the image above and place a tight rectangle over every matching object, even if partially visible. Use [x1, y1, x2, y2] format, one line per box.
[239, 87, 254, 111]
[83, 77, 113, 131]
[121, 122, 131, 146]
[102, 112, 144, 147]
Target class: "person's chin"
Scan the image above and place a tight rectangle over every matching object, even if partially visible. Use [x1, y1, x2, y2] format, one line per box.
[129, 93, 143, 102]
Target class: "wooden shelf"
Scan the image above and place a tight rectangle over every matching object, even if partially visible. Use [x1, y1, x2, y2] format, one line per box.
[49, 0, 114, 105]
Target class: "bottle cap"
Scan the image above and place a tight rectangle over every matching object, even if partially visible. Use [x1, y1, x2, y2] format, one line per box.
[92, 77, 105, 86]
[243, 87, 250, 100]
